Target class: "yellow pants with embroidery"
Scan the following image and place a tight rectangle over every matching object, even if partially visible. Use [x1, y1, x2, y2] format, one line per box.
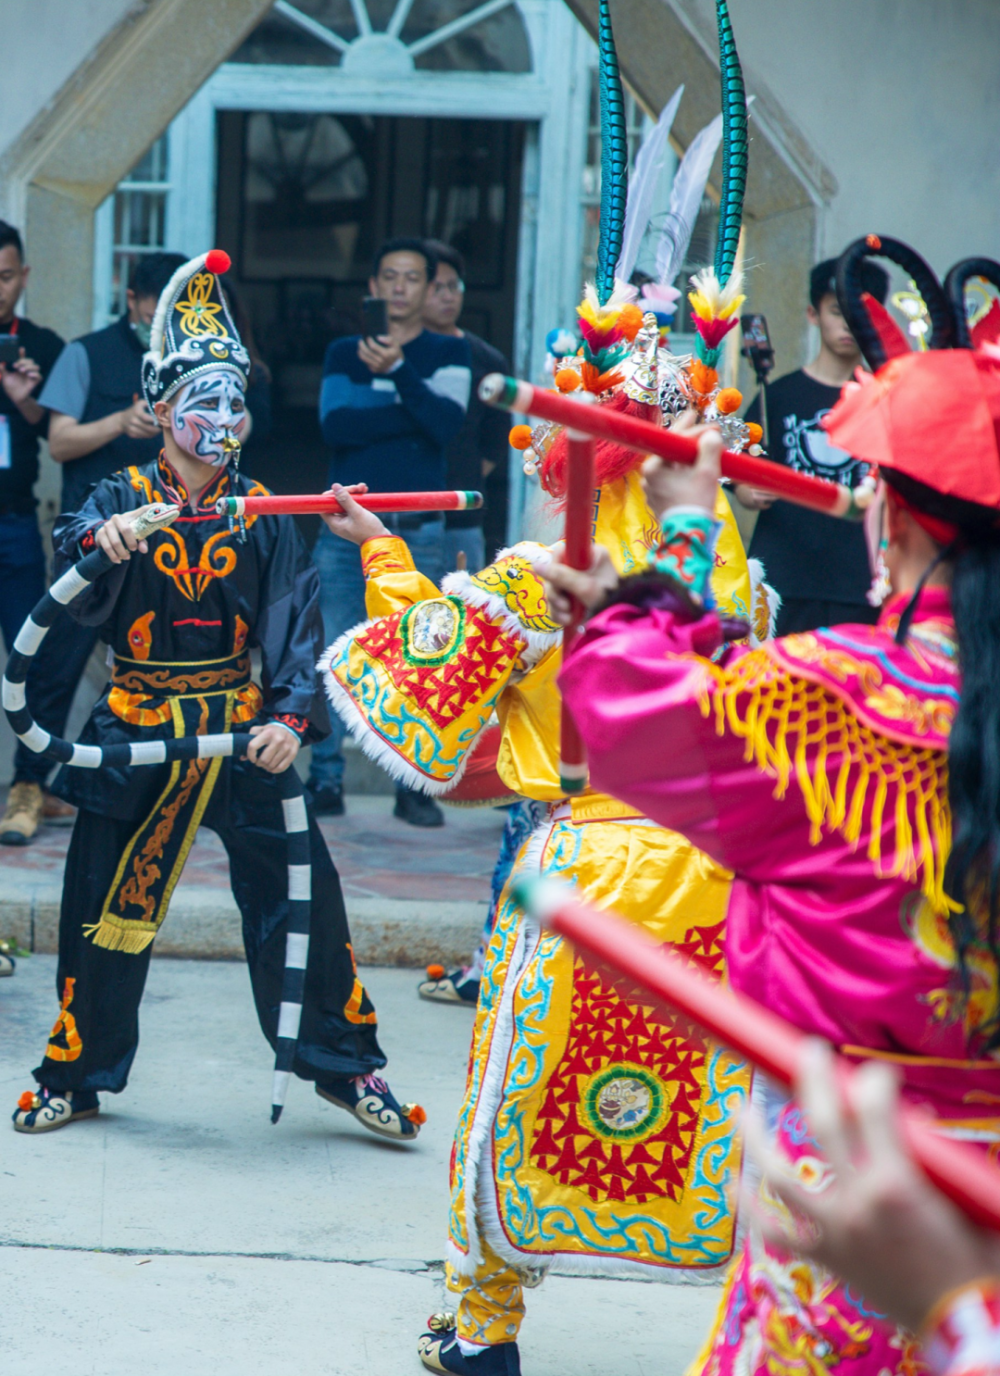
[446, 1240, 525, 1348]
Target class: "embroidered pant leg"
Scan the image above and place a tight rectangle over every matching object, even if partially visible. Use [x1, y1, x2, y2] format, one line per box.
[34, 807, 155, 1094]
[203, 756, 387, 1081]
[446, 1239, 526, 1349]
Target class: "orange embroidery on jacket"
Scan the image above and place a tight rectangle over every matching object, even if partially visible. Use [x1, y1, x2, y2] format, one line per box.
[46, 978, 83, 1062]
[344, 943, 377, 1025]
[127, 611, 155, 661]
[233, 614, 249, 654]
[154, 529, 238, 601]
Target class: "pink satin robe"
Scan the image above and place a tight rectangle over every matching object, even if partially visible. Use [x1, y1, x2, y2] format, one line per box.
[559, 585, 1000, 1376]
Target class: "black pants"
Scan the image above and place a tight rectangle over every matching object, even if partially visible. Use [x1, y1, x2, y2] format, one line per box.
[14, 612, 99, 787]
[35, 756, 385, 1094]
[774, 597, 879, 639]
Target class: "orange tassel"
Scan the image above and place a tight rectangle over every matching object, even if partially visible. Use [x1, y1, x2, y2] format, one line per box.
[426, 963, 446, 981]
[618, 302, 644, 341]
[17, 1090, 37, 1112]
[405, 1104, 428, 1126]
[508, 426, 533, 452]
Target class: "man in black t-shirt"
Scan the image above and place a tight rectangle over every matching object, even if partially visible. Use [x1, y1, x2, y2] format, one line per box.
[0, 253, 185, 847]
[735, 257, 890, 636]
[423, 241, 510, 574]
[0, 221, 65, 845]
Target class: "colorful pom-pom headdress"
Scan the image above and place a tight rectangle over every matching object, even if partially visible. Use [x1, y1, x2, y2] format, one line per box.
[516, 0, 759, 499]
[141, 249, 250, 407]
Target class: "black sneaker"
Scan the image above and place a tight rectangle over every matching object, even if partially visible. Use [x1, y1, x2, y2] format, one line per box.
[305, 783, 345, 817]
[394, 786, 444, 828]
[418, 1318, 521, 1374]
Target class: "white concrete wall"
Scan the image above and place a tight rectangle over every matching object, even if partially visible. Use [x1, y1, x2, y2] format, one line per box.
[678, 0, 1000, 273]
[0, 0, 138, 163]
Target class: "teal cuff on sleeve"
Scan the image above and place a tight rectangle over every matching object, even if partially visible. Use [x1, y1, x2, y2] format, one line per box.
[648, 507, 721, 607]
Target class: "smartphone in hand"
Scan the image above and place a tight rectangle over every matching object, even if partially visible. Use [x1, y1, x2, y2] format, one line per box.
[361, 296, 389, 342]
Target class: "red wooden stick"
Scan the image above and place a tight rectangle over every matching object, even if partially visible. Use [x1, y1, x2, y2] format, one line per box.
[560, 428, 596, 793]
[522, 879, 1000, 1235]
[480, 375, 865, 518]
[218, 490, 483, 519]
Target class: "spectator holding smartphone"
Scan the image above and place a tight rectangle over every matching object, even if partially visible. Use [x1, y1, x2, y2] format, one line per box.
[308, 237, 471, 825]
[0, 221, 64, 845]
[0, 252, 185, 846]
[422, 240, 509, 575]
[734, 257, 890, 636]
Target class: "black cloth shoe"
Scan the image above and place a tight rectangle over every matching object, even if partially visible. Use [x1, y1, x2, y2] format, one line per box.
[305, 783, 345, 817]
[12, 1086, 100, 1133]
[418, 965, 480, 1006]
[394, 786, 444, 828]
[418, 1318, 521, 1374]
[315, 1073, 424, 1142]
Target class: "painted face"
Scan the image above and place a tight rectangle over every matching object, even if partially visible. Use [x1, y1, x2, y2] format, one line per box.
[170, 370, 247, 466]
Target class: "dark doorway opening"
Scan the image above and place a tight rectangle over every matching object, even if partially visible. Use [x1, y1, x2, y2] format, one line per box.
[215, 109, 525, 554]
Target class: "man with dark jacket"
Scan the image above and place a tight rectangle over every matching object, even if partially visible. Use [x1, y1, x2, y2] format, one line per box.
[0, 253, 185, 846]
[0, 221, 65, 845]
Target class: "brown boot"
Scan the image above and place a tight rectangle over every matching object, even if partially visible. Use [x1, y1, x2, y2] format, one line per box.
[42, 790, 76, 827]
[0, 782, 44, 846]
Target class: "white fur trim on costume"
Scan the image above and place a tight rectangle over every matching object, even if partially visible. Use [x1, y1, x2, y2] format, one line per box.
[441, 545, 562, 666]
[453, 811, 555, 1272]
[747, 556, 782, 646]
[318, 622, 487, 799]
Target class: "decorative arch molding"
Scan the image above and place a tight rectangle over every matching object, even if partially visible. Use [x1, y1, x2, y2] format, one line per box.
[0, 0, 274, 341]
[562, 0, 837, 380]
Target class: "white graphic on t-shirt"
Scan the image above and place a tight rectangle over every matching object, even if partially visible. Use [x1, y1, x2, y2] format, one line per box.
[782, 408, 866, 486]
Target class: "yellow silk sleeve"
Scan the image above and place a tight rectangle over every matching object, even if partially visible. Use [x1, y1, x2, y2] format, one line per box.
[360, 535, 442, 618]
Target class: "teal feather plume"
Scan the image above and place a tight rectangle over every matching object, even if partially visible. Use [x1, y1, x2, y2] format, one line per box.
[595, 0, 628, 306]
[713, 0, 748, 287]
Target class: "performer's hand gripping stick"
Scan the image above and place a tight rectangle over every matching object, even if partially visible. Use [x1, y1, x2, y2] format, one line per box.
[1, 501, 311, 1126]
[520, 879, 1000, 1236]
[480, 374, 875, 520]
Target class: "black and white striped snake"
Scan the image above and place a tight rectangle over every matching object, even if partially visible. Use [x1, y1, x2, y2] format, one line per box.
[1, 509, 310, 1123]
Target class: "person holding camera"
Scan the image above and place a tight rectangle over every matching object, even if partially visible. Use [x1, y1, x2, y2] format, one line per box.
[734, 258, 890, 636]
[0, 253, 186, 847]
[0, 221, 65, 846]
[308, 237, 471, 825]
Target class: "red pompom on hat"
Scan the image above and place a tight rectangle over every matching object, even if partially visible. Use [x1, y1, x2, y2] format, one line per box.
[824, 349, 1000, 516]
[204, 249, 231, 275]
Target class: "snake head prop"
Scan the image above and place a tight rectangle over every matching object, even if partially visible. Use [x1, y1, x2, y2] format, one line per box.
[131, 502, 182, 541]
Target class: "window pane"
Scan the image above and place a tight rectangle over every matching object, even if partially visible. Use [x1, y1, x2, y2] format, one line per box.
[242, 112, 376, 280]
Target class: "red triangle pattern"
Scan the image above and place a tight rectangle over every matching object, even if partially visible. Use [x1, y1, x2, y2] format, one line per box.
[528, 921, 726, 1205]
[357, 605, 519, 729]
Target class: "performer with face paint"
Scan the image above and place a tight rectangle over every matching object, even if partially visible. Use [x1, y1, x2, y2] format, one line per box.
[12, 251, 426, 1143]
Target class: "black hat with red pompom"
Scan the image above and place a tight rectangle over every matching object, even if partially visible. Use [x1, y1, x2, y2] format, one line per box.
[141, 249, 250, 407]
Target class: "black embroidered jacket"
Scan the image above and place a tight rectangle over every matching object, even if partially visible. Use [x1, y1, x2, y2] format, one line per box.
[49, 454, 328, 820]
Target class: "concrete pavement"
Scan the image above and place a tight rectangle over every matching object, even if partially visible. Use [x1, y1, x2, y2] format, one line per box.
[0, 955, 722, 1376]
[0, 789, 505, 966]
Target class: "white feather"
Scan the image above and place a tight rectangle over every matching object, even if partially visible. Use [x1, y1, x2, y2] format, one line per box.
[616, 85, 683, 288]
[655, 113, 723, 288]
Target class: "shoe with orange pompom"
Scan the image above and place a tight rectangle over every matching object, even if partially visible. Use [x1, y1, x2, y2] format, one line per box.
[418, 963, 480, 1007]
[315, 1073, 424, 1143]
[12, 1085, 99, 1133]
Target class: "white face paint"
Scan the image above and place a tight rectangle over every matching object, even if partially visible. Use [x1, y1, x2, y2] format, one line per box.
[169, 370, 247, 467]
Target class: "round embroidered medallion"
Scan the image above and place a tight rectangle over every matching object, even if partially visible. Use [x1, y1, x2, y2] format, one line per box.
[581, 1064, 668, 1143]
[402, 598, 464, 664]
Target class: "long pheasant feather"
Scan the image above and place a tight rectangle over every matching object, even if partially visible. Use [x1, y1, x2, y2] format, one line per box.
[595, 0, 628, 306]
[713, 0, 748, 287]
